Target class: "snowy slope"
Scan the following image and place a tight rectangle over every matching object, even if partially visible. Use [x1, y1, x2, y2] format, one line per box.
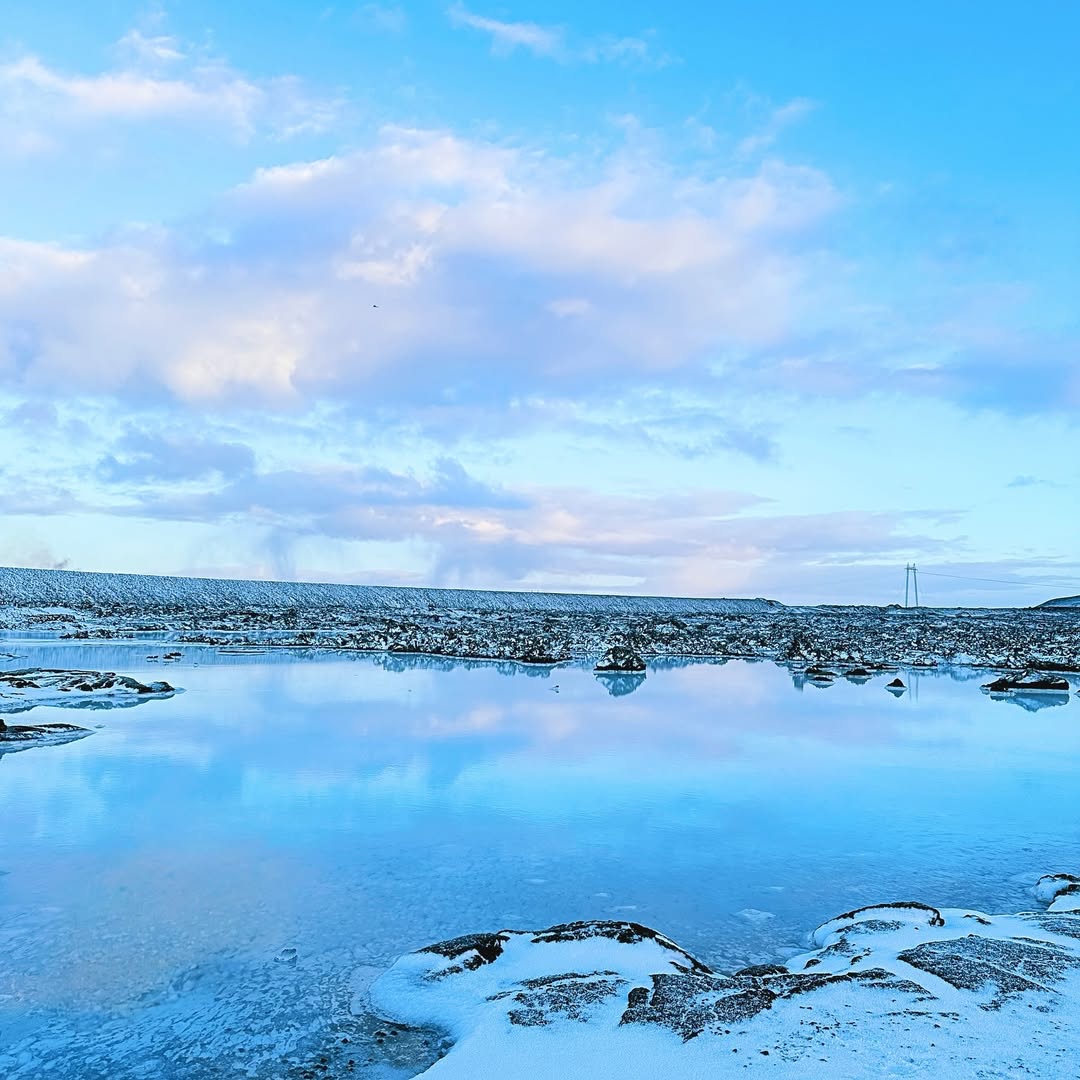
[0, 565, 781, 616]
[1039, 594, 1080, 608]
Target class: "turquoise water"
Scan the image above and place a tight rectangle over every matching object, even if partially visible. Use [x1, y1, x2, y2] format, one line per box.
[0, 640, 1077, 1077]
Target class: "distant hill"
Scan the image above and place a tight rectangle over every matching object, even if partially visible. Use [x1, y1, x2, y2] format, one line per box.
[1038, 595, 1080, 609]
[0, 565, 783, 617]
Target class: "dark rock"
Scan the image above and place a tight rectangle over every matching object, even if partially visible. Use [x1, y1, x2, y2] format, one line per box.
[619, 972, 776, 1040]
[982, 673, 1070, 694]
[0, 668, 176, 713]
[897, 935, 1080, 1008]
[0, 720, 91, 755]
[531, 921, 712, 974]
[495, 972, 627, 1027]
[733, 964, 788, 978]
[818, 901, 945, 934]
[594, 646, 646, 674]
[420, 931, 509, 969]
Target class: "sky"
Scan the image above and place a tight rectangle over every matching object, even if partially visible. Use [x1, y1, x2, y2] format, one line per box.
[1, 1, 1078, 606]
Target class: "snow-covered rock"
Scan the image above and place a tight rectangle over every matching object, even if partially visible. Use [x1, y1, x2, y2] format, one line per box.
[0, 668, 176, 714]
[0, 719, 91, 755]
[368, 880, 1080, 1078]
[594, 646, 647, 673]
[1035, 874, 1080, 913]
[981, 672, 1071, 694]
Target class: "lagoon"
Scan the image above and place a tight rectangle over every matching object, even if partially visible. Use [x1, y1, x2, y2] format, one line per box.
[1, 639, 1077, 1077]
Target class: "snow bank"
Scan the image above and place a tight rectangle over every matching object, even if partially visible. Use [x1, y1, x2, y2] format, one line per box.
[368, 882, 1080, 1078]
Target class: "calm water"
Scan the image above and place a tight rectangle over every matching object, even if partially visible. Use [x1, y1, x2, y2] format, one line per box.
[1, 639, 1078, 1077]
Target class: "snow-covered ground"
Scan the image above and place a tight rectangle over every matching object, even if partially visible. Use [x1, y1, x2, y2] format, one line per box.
[0, 565, 779, 617]
[370, 875, 1080, 1078]
[1040, 594, 1080, 608]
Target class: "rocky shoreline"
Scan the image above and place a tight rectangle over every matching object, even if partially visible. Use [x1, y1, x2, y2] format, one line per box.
[27, 603, 1080, 676]
[3, 566, 1080, 673]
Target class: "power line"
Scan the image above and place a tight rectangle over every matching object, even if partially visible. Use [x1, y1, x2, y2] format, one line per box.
[918, 570, 1080, 590]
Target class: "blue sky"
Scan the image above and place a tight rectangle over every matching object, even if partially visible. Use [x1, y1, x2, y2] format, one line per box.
[1, 2, 1078, 605]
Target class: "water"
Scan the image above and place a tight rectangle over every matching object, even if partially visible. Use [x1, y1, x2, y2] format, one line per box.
[1, 640, 1078, 1077]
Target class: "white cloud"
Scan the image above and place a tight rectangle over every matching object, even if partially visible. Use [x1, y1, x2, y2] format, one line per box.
[0, 125, 839, 404]
[357, 4, 408, 33]
[0, 30, 341, 147]
[581, 34, 674, 69]
[447, 4, 563, 57]
[446, 5, 670, 66]
[115, 29, 186, 65]
[736, 96, 818, 158]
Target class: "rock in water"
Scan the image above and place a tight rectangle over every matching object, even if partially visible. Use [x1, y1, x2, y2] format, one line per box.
[981, 672, 1071, 694]
[0, 668, 179, 753]
[0, 719, 91, 756]
[367, 875, 1080, 1078]
[594, 647, 646, 674]
[0, 668, 176, 713]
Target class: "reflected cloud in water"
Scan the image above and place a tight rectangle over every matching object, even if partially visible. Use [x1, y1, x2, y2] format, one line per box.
[0, 637, 1077, 1079]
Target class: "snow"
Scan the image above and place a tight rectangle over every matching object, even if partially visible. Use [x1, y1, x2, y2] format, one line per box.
[0, 565, 780, 617]
[1036, 874, 1080, 912]
[368, 886, 1080, 1078]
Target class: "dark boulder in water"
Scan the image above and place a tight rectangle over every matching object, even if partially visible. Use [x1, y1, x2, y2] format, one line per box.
[981, 672, 1070, 694]
[595, 646, 646, 674]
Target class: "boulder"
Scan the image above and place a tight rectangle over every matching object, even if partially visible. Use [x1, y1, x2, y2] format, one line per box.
[594, 647, 646, 674]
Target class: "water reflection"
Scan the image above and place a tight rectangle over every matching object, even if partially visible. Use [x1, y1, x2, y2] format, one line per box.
[595, 673, 646, 697]
[0, 693, 172, 716]
[989, 692, 1070, 712]
[0, 640, 1077, 1079]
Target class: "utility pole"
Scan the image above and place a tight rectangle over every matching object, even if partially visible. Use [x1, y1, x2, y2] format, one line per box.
[905, 564, 919, 607]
